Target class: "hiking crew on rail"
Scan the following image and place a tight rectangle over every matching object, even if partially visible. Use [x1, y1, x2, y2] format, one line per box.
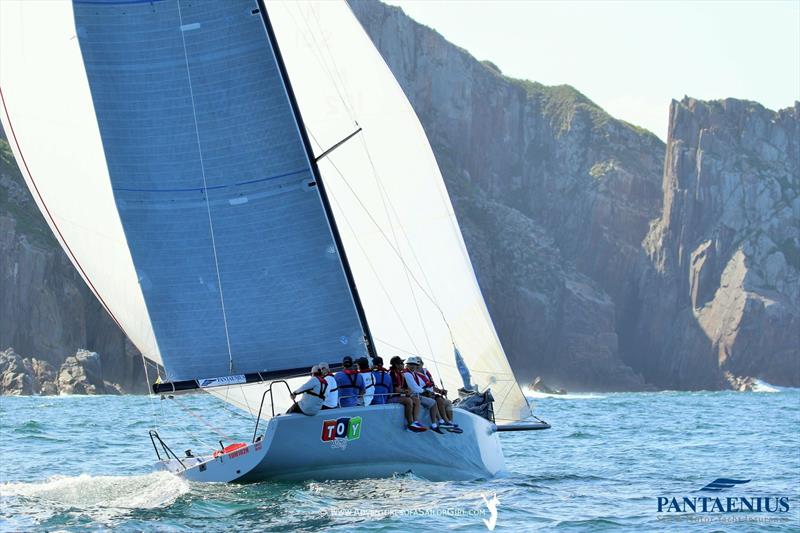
[287, 355, 462, 434]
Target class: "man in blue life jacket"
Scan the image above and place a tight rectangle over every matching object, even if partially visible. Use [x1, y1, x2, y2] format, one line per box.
[334, 355, 364, 407]
[370, 356, 393, 405]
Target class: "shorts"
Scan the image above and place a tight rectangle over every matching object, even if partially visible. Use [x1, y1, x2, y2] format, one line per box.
[417, 395, 436, 409]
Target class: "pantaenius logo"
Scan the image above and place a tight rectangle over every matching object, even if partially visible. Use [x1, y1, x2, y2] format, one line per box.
[321, 416, 362, 446]
[657, 478, 790, 514]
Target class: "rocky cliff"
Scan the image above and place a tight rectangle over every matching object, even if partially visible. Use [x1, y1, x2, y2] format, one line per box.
[1, 2, 797, 393]
[351, 0, 663, 389]
[633, 98, 799, 388]
[349, 0, 798, 389]
[0, 132, 147, 394]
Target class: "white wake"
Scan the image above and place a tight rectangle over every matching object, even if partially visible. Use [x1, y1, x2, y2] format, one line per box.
[1, 471, 189, 512]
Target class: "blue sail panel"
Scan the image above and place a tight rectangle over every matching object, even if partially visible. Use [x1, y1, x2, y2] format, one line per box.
[72, 0, 367, 380]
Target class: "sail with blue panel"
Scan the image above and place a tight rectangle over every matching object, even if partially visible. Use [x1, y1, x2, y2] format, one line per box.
[70, 0, 369, 381]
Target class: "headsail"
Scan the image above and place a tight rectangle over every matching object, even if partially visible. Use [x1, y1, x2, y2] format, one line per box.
[268, 1, 530, 422]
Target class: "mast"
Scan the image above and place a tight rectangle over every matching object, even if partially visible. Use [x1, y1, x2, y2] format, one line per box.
[256, 0, 376, 358]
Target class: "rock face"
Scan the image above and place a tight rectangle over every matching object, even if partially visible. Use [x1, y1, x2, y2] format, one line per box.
[633, 99, 800, 388]
[349, 1, 798, 389]
[0, 348, 34, 395]
[0, 133, 147, 394]
[351, 0, 659, 390]
[57, 350, 107, 395]
[0, 346, 121, 395]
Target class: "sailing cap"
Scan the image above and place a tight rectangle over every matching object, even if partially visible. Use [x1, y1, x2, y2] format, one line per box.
[318, 362, 330, 371]
[373, 356, 384, 367]
[390, 356, 404, 366]
[311, 365, 320, 374]
[406, 356, 422, 365]
[342, 356, 353, 367]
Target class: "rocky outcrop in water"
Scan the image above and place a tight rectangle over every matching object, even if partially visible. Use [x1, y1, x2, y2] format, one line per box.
[57, 350, 108, 395]
[0, 347, 124, 395]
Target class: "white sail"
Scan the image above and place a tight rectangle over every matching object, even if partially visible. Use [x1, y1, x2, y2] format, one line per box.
[266, 1, 530, 422]
[0, 0, 162, 366]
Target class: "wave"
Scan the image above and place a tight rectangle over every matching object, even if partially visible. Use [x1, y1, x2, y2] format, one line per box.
[1, 471, 189, 512]
[751, 379, 781, 393]
[523, 388, 606, 400]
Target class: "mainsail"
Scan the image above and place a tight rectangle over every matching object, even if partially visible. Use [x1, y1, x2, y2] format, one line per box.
[0, 0, 530, 422]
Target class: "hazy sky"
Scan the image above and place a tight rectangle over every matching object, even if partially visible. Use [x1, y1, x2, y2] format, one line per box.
[384, 0, 800, 140]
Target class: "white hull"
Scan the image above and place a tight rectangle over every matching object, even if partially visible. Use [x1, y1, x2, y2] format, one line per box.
[157, 406, 504, 483]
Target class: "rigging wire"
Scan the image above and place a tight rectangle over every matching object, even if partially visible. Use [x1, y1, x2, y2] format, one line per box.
[359, 135, 442, 381]
[317, 141, 459, 345]
[285, 2, 458, 352]
[139, 353, 159, 431]
[324, 177, 421, 354]
[306, 130, 421, 354]
[167, 394, 234, 443]
[285, 4, 356, 123]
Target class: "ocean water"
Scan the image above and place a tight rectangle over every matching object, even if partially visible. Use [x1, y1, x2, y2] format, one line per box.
[1, 388, 798, 532]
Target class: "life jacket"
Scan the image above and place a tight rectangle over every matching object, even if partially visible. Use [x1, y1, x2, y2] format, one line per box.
[372, 368, 392, 404]
[322, 375, 339, 408]
[402, 369, 423, 382]
[335, 369, 361, 407]
[360, 369, 375, 405]
[390, 368, 405, 390]
[297, 375, 328, 400]
[338, 369, 361, 390]
[423, 368, 434, 385]
[359, 368, 375, 389]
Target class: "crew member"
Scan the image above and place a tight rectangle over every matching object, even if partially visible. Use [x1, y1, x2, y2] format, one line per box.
[371, 356, 393, 405]
[334, 356, 364, 408]
[419, 358, 460, 432]
[389, 356, 424, 431]
[287, 365, 327, 416]
[320, 362, 338, 410]
[357, 357, 375, 406]
[404, 356, 446, 432]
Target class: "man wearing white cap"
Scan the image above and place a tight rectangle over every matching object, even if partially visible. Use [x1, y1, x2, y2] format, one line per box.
[287, 364, 328, 416]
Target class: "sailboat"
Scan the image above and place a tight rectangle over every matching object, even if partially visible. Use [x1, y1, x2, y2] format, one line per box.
[0, 0, 549, 482]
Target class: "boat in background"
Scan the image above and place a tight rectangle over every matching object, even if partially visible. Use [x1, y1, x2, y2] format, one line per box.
[0, 0, 548, 482]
